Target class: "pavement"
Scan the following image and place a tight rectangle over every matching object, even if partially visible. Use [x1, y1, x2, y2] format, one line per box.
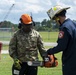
[1, 50, 9, 54]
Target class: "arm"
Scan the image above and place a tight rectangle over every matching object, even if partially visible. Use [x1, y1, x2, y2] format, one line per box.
[47, 28, 70, 55]
[9, 33, 21, 69]
[9, 33, 18, 59]
[37, 34, 47, 58]
[37, 33, 58, 67]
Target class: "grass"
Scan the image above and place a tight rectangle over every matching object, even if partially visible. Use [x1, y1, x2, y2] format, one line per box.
[39, 31, 59, 42]
[0, 31, 12, 41]
[0, 31, 63, 75]
[0, 31, 58, 42]
[0, 54, 13, 75]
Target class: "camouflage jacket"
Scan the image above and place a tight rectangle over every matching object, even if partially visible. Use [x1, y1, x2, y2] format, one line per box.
[9, 29, 46, 62]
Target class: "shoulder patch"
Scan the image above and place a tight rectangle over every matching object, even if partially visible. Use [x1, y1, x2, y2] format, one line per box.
[58, 31, 64, 39]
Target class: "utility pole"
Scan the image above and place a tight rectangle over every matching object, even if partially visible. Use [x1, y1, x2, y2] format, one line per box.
[0, 4, 15, 26]
[4, 4, 15, 21]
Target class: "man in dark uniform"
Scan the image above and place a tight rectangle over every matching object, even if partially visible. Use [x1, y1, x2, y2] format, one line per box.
[47, 5, 76, 75]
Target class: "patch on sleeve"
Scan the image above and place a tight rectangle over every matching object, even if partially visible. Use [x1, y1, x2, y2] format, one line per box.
[58, 31, 64, 38]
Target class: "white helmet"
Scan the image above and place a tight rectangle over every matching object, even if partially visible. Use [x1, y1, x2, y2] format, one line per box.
[47, 5, 70, 20]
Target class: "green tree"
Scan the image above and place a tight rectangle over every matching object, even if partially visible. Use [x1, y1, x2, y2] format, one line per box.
[41, 19, 47, 26]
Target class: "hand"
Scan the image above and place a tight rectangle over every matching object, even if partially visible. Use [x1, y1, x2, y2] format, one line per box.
[14, 58, 21, 69]
[44, 61, 52, 68]
[49, 55, 58, 67]
[44, 55, 58, 68]
[44, 55, 54, 68]
[52, 59, 58, 67]
[47, 48, 52, 55]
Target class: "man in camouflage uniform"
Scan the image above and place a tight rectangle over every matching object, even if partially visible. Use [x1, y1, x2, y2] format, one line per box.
[9, 14, 47, 75]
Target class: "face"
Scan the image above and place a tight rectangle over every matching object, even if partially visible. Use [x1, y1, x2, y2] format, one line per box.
[22, 24, 33, 32]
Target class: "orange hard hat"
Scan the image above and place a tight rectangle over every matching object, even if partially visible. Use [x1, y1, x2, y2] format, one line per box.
[21, 14, 32, 24]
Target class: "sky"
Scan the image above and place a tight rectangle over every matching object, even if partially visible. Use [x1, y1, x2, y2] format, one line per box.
[0, 0, 76, 24]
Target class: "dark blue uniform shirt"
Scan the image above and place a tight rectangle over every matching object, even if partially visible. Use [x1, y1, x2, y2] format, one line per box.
[47, 18, 76, 74]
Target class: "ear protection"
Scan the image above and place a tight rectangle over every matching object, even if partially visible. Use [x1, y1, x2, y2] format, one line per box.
[18, 23, 22, 29]
[17, 18, 22, 29]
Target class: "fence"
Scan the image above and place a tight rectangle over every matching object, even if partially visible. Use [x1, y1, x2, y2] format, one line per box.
[0, 28, 13, 41]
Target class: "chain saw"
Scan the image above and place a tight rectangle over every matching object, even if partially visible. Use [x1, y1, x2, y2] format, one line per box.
[27, 56, 58, 68]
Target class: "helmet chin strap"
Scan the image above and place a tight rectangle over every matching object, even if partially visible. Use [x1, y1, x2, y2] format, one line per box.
[58, 20, 62, 25]
[55, 17, 61, 25]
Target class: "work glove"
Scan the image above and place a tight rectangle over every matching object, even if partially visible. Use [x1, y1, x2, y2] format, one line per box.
[51, 56, 58, 67]
[44, 55, 58, 68]
[14, 58, 21, 69]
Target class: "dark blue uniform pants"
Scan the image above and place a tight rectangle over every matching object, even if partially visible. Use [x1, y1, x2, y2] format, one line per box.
[63, 70, 76, 75]
[63, 66, 76, 75]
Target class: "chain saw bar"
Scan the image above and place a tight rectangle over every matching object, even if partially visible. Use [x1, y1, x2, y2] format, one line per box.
[27, 57, 50, 67]
[27, 61, 44, 67]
